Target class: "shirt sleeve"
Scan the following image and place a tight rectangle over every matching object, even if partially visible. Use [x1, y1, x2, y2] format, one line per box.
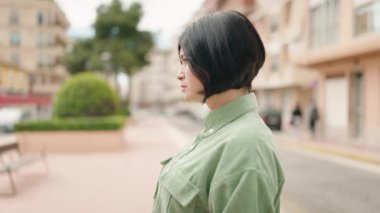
[209, 170, 278, 213]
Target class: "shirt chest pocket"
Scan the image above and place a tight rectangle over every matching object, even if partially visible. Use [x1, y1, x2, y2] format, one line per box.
[158, 170, 199, 213]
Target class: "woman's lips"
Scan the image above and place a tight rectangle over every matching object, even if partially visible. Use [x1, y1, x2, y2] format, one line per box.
[181, 85, 187, 92]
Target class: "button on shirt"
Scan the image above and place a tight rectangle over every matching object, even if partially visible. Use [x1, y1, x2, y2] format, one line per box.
[153, 93, 285, 213]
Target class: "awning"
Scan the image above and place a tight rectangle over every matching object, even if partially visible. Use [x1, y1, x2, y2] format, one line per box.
[0, 95, 51, 106]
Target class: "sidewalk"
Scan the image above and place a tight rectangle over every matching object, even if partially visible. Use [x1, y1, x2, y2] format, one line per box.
[165, 113, 380, 167]
[275, 130, 380, 166]
[0, 115, 181, 213]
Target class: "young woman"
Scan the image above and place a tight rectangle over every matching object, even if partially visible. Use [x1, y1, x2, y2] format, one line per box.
[153, 11, 285, 213]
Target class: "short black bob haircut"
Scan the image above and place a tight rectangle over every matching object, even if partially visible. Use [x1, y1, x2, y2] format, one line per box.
[178, 11, 265, 102]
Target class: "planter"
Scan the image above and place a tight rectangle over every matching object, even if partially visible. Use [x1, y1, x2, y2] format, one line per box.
[16, 128, 126, 153]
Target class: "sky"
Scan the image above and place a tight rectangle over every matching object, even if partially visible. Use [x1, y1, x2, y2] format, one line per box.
[55, 0, 204, 49]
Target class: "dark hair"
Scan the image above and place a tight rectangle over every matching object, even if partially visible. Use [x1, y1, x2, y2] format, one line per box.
[178, 11, 265, 102]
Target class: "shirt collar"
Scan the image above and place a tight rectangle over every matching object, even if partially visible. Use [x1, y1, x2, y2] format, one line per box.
[203, 92, 258, 134]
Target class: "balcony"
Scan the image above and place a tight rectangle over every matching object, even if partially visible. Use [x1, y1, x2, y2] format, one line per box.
[54, 9, 70, 29]
[290, 34, 380, 66]
[55, 29, 70, 47]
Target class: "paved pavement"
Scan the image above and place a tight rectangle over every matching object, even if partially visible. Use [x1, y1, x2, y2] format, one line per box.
[166, 112, 380, 166]
[0, 115, 181, 213]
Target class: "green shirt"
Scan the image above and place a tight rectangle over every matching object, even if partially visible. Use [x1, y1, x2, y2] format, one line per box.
[153, 93, 285, 213]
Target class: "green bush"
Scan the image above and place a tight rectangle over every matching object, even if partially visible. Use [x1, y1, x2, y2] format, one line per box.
[120, 106, 131, 116]
[15, 115, 126, 131]
[120, 100, 131, 116]
[54, 72, 120, 118]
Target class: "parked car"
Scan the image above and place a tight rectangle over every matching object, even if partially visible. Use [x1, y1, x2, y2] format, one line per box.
[259, 107, 282, 131]
[0, 107, 25, 133]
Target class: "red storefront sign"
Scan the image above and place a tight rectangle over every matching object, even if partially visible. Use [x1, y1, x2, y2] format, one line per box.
[0, 96, 51, 106]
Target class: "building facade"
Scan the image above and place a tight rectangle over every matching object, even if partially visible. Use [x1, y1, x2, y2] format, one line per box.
[0, 0, 70, 96]
[251, 0, 380, 146]
[130, 48, 172, 110]
[0, 60, 52, 121]
[289, 0, 380, 145]
[173, 0, 380, 146]
[0, 60, 29, 95]
[248, 0, 319, 132]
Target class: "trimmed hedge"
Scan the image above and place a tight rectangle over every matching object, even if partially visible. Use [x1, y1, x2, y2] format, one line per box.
[15, 115, 126, 131]
[54, 72, 120, 118]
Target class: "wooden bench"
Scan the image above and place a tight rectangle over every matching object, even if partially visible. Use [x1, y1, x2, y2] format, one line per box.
[0, 136, 48, 195]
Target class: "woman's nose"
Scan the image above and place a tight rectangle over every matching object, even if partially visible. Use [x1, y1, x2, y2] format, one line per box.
[177, 70, 185, 80]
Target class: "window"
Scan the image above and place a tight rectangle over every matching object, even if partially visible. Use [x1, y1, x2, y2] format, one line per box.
[8, 72, 14, 87]
[9, 10, 19, 25]
[270, 14, 280, 41]
[37, 32, 55, 47]
[37, 32, 56, 47]
[10, 52, 20, 65]
[48, 33, 55, 46]
[38, 53, 55, 68]
[38, 53, 47, 68]
[10, 32, 21, 46]
[271, 54, 279, 72]
[41, 76, 46, 84]
[310, 0, 339, 47]
[37, 32, 45, 47]
[37, 11, 44, 25]
[270, 14, 280, 34]
[48, 56, 55, 67]
[282, 45, 289, 62]
[30, 74, 36, 84]
[354, 0, 380, 36]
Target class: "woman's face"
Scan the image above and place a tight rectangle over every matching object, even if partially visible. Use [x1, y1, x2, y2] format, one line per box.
[177, 50, 205, 102]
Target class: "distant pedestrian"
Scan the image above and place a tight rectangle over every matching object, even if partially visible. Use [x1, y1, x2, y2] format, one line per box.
[309, 104, 319, 138]
[152, 11, 284, 213]
[291, 103, 303, 126]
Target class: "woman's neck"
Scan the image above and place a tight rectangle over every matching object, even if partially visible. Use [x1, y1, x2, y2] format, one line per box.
[206, 88, 250, 111]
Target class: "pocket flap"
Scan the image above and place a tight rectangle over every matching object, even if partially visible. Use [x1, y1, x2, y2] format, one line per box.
[160, 157, 173, 166]
[160, 170, 199, 207]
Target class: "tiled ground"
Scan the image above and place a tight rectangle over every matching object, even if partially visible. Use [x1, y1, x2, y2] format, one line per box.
[0, 116, 179, 213]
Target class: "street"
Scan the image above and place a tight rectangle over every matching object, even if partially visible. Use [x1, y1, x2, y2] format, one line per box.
[167, 114, 380, 213]
[278, 147, 380, 213]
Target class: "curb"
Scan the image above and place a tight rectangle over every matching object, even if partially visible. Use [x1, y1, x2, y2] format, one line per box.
[276, 135, 380, 166]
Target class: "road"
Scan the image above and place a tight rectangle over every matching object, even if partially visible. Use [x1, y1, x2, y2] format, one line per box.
[278, 147, 380, 213]
[167, 114, 380, 213]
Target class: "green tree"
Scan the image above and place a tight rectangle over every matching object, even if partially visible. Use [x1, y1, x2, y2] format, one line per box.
[64, 39, 96, 74]
[64, 0, 154, 100]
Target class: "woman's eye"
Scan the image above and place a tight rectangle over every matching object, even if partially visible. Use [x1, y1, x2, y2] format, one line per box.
[179, 56, 189, 65]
